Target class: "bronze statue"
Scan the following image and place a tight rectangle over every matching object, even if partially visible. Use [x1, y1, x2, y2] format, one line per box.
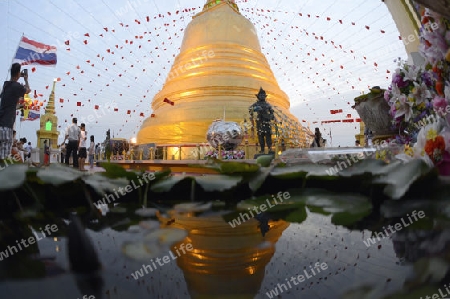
[249, 87, 275, 154]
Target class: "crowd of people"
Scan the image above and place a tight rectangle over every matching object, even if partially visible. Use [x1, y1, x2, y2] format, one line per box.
[0, 63, 101, 170]
[11, 132, 32, 163]
[61, 117, 97, 170]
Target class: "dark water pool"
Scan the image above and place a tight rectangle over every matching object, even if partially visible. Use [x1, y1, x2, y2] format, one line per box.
[0, 209, 428, 299]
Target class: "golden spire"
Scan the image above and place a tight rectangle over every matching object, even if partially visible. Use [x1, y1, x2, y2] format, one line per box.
[45, 79, 57, 115]
[203, 0, 239, 12]
[137, 0, 306, 146]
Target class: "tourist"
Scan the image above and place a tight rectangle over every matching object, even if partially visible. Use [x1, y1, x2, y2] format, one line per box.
[24, 141, 32, 161]
[0, 63, 30, 166]
[11, 130, 23, 163]
[310, 127, 326, 147]
[88, 135, 95, 169]
[78, 123, 87, 171]
[355, 140, 361, 147]
[64, 117, 81, 168]
[60, 142, 66, 163]
[364, 126, 373, 147]
[95, 143, 101, 161]
[43, 140, 50, 166]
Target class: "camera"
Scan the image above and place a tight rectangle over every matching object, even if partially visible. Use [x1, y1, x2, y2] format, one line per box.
[20, 69, 28, 77]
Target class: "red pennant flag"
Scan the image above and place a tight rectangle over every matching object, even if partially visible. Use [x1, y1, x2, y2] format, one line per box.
[163, 98, 174, 105]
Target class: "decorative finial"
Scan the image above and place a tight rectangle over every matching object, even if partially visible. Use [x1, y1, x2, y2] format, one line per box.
[255, 87, 267, 100]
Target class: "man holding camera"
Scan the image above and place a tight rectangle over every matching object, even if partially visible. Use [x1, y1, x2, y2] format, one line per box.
[0, 63, 30, 164]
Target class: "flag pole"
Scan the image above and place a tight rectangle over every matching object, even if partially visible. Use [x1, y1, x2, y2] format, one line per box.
[8, 34, 25, 134]
[5, 33, 24, 82]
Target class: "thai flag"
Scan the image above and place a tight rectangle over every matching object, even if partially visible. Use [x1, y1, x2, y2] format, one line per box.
[13, 36, 57, 66]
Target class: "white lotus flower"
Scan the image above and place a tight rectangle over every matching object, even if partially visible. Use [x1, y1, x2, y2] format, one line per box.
[394, 94, 414, 121]
[403, 65, 419, 81]
[412, 81, 432, 104]
[445, 84, 450, 102]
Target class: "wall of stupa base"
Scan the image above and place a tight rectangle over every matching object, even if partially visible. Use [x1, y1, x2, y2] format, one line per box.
[133, 138, 308, 161]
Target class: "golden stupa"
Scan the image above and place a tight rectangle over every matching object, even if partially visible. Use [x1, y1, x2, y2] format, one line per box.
[137, 0, 306, 147]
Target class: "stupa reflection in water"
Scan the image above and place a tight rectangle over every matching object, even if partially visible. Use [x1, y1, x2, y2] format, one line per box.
[167, 214, 289, 299]
[137, 0, 307, 147]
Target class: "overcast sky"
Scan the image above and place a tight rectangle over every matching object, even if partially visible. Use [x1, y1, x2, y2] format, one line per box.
[0, 0, 407, 147]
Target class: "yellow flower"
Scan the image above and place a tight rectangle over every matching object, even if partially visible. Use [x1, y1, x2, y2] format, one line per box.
[376, 150, 386, 160]
[417, 102, 426, 110]
[404, 145, 414, 157]
[426, 128, 438, 141]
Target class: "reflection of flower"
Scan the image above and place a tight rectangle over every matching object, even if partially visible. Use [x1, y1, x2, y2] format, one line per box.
[204, 149, 245, 160]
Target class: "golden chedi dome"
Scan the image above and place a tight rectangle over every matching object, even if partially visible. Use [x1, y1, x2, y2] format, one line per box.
[137, 0, 304, 145]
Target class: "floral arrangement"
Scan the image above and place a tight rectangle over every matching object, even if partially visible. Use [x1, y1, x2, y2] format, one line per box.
[384, 8, 450, 144]
[384, 60, 435, 140]
[420, 8, 450, 123]
[204, 149, 245, 160]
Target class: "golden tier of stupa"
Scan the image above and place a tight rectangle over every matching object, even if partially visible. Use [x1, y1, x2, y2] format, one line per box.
[137, 0, 307, 146]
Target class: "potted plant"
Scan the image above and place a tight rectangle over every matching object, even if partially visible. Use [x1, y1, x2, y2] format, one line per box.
[353, 86, 397, 141]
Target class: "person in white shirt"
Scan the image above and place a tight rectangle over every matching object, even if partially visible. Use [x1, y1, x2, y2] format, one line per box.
[63, 118, 81, 168]
[78, 123, 87, 171]
[24, 141, 32, 161]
